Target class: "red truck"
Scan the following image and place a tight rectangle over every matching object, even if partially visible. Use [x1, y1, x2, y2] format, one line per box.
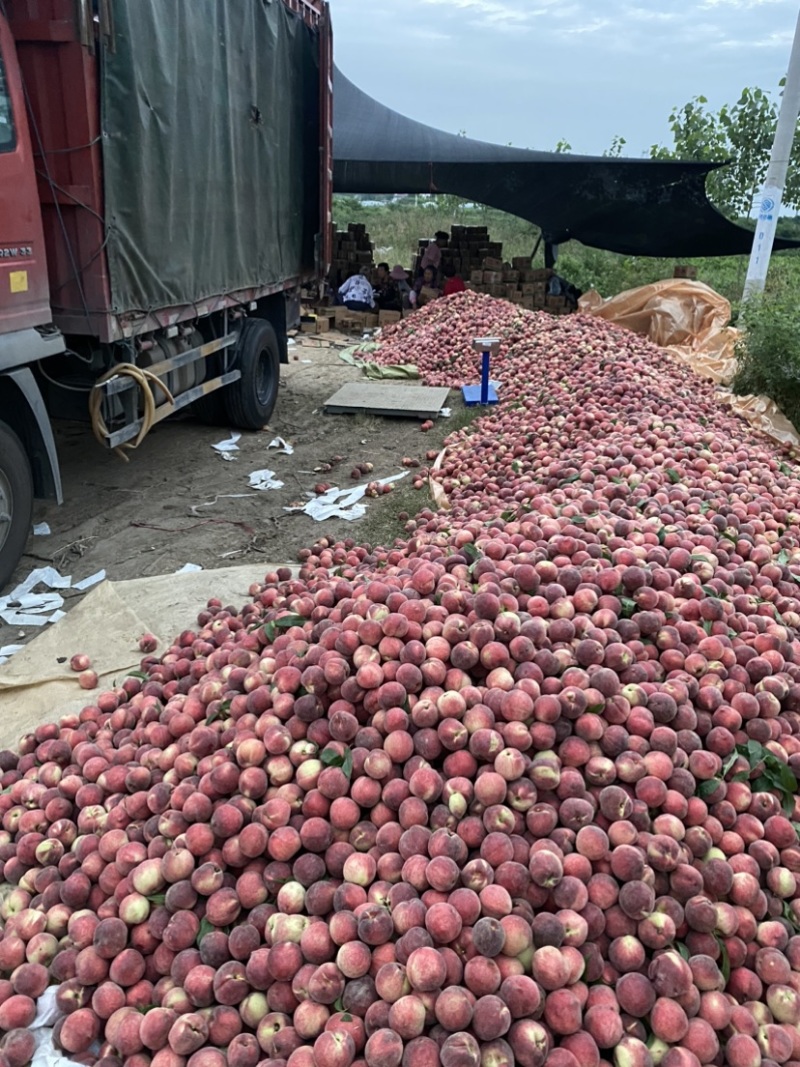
[0, 0, 333, 587]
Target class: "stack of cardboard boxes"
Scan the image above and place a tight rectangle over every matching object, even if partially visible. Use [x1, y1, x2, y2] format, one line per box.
[467, 259, 569, 314]
[414, 226, 503, 280]
[329, 223, 375, 290]
[414, 228, 572, 314]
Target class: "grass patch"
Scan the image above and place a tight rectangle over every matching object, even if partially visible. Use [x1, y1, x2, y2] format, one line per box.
[359, 400, 483, 548]
[732, 291, 800, 432]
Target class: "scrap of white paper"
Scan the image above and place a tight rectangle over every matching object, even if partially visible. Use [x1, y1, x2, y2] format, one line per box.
[33, 522, 51, 536]
[249, 469, 285, 491]
[175, 563, 203, 574]
[212, 431, 241, 454]
[284, 472, 408, 522]
[13, 567, 71, 595]
[440, 408, 452, 418]
[268, 437, 294, 456]
[73, 570, 105, 592]
[0, 644, 24, 666]
[0, 566, 72, 627]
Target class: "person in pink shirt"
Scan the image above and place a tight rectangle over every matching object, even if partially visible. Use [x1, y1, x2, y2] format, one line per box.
[419, 231, 448, 281]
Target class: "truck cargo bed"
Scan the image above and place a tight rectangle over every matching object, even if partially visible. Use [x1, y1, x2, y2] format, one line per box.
[9, 0, 332, 343]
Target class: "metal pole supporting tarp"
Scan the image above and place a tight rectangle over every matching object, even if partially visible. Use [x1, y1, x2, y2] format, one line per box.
[743, 7, 800, 301]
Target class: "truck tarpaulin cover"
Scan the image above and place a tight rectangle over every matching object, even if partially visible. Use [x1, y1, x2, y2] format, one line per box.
[101, 0, 319, 313]
[333, 69, 799, 259]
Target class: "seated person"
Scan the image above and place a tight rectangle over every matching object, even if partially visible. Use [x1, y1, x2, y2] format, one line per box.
[414, 265, 440, 303]
[390, 265, 416, 310]
[442, 263, 466, 296]
[337, 267, 376, 311]
[374, 262, 400, 310]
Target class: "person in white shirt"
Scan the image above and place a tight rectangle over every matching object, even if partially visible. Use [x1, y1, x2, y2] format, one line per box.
[338, 267, 375, 311]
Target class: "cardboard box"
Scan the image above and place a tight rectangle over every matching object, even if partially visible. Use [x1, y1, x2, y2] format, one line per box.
[470, 269, 484, 284]
[483, 271, 503, 285]
[482, 257, 504, 271]
[364, 313, 379, 329]
[418, 287, 440, 307]
[546, 295, 567, 309]
[521, 283, 536, 295]
[509, 291, 524, 304]
[339, 315, 364, 333]
[512, 257, 531, 271]
[378, 310, 402, 326]
[521, 296, 535, 310]
[489, 284, 506, 298]
[503, 270, 520, 284]
[301, 315, 332, 334]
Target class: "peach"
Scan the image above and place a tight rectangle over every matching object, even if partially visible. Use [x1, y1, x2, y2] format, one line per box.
[365, 1028, 404, 1067]
[58, 1008, 101, 1054]
[406, 947, 447, 993]
[651, 998, 689, 1043]
[314, 1029, 357, 1067]
[440, 1032, 480, 1067]
[473, 994, 512, 1041]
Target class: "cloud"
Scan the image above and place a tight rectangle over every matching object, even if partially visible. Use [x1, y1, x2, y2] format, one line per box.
[701, 0, 789, 7]
[712, 28, 795, 47]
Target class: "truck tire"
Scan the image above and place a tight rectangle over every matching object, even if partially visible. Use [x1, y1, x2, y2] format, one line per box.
[224, 318, 281, 431]
[0, 422, 33, 591]
[192, 389, 228, 426]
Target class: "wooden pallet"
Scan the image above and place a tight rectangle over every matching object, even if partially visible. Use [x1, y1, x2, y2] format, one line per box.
[324, 383, 450, 419]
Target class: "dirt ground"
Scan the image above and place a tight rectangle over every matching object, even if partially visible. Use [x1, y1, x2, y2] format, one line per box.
[1, 331, 466, 652]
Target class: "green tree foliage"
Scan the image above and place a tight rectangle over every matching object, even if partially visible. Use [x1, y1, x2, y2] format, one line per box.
[603, 134, 627, 158]
[648, 84, 800, 218]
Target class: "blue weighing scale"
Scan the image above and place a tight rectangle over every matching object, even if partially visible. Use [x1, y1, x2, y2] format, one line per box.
[462, 337, 500, 406]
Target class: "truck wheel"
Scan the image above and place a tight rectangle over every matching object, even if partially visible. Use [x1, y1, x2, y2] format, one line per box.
[0, 422, 33, 591]
[224, 318, 280, 430]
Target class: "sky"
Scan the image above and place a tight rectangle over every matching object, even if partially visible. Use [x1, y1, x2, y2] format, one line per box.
[330, 0, 799, 157]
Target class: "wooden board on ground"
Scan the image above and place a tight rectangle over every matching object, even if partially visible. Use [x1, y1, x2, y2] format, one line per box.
[324, 382, 450, 419]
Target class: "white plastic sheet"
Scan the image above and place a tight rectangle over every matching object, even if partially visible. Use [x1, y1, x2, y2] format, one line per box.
[249, 469, 285, 491]
[284, 472, 409, 521]
[212, 431, 241, 454]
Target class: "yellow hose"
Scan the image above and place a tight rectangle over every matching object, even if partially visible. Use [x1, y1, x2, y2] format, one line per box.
[89, 363, 175, 462]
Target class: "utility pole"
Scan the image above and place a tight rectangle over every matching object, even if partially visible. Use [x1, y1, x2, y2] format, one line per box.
[743, 7, 800, 301]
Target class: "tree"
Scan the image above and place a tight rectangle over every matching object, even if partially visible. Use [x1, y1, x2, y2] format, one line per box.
[553, 139, 572, 154]
[648, 84, 800, 218]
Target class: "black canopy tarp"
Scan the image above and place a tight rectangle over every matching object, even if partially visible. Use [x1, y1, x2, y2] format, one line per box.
[333, 68, 798, 259]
